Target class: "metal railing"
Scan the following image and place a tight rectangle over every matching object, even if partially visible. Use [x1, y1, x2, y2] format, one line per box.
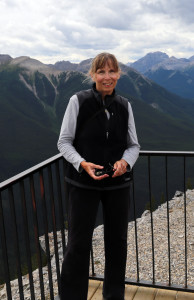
[90, 151, 194, 293]
[0, 154, 67, 300]
[0, 151, 194, 299]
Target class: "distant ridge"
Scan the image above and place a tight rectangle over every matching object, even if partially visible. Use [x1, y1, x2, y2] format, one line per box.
[128, 51, 169, 73]
[128, 51, 194, 99]
[0, 54, 12, 64]
[128, 51, 194, 73]
[9, 56, 61, 75]
[48, 58, 92, 73]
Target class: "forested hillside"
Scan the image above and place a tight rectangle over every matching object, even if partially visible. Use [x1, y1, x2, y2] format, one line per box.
[1, 56, 194, 182]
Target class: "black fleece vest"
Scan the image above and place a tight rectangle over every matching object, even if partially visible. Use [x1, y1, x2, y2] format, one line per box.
[65, 87, 131, 190]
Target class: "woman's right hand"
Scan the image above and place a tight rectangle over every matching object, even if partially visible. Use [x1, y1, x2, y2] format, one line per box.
[80, 161, 109, 180]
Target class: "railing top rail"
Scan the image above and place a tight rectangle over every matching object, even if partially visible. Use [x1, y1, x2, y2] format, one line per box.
[140, 150, 194, 156]
[0, 153, 63, 191]
[1, 150, 194, 191]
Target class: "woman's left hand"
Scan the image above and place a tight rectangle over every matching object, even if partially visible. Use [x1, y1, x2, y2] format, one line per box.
[112, 159, 128, 178]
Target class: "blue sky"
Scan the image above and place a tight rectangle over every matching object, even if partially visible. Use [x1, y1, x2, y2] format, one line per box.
[0, 0, 194, 64]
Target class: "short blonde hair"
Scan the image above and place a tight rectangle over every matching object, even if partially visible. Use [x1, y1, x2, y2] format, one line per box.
[89, 52, 120, 75]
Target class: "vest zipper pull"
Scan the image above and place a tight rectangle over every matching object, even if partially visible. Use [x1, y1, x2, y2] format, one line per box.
[106, 131, 109, 139]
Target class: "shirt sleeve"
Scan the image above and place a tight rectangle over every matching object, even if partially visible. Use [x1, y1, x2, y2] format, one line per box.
[122, 101, 140, 170]
[57, 95, 85, 172]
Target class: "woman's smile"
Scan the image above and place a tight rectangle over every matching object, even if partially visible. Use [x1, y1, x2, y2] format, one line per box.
[103, 82, 113, 87]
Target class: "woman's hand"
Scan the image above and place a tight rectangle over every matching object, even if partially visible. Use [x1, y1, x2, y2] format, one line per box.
[80, 161, 109, 180]
[112, 159, 128, 178]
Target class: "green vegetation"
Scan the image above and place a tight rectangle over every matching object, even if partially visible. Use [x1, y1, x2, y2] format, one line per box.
[145, 195, 157, 212]
[34, 71, 56, 106]
[186, 178, 193, 190]
[0, 247, 47, 285]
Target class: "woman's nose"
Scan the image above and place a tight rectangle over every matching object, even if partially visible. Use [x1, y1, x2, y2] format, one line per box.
[104, 72, 111, 79]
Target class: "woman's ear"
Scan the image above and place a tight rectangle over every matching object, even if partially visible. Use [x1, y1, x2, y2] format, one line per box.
[90, 72, 96, 82]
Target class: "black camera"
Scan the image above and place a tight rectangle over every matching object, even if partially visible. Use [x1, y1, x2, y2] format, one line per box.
[95, 163, 114, 177]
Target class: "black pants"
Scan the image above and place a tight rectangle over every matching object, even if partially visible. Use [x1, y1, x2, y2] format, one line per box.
[60, 185, 130, 300]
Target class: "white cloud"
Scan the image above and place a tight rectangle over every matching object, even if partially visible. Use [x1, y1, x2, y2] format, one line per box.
[0, 0, 194, 63]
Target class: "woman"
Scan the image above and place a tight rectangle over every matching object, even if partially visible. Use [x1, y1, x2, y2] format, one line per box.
[57, 52, 140, 300]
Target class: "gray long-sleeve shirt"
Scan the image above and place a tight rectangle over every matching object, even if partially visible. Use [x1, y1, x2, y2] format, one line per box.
[58, 94, 140, 172]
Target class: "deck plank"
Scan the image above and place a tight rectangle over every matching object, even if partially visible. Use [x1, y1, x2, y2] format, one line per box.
[133, 286, 157, 300]
[125, 284, 138, 300]
[88, 280, 101, 300]
[176, 291, 194, 299]
[155, 289, 177, 299]
[90, 282, 103, 300]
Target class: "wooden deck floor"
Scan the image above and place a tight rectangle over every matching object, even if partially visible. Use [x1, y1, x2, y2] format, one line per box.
[88, 280, 194, 300]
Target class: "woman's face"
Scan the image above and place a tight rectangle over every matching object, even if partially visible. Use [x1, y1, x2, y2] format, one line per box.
[91, 61, 120, 99]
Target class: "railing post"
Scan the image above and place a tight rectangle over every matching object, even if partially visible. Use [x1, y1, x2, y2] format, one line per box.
[148, 156, 155, 284]
[29, 174, 45, 300]
[8, 186, 24, 300]
[55, 160, 66, 256]
[90, 245, 95, 276]
[39, 169, 54, 300]
[165, 155, 171, 286]
[20, 180, 36, 300]
[47, 164, 61, 294]
[183, 156, 188, 288]
[131, 170, 140, 282]
[0, 191, 12, 300]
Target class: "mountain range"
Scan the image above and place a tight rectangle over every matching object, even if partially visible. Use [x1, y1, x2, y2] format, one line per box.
[127, 51, 194, 99]
[1, 54, 194, 182]
[47, 51, 194, 100]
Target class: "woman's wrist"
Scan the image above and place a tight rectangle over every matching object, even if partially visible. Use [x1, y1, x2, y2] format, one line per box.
[80, 160, 87, 169]
[120, 159, 128, 168]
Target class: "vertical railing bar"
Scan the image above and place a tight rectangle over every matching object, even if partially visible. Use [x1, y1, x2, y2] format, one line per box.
[48, 165, 61, 294]
[62, 158, 69, 243]
[20, 180, 36, 300]
[132, 169, 140, 282]
[55, 160, 66, 255]
[39, 170, 54, 300]
[165, 156, 171, 286]
[8, 186, 24, 300]
[0, 191, 12, 300]
[148, 156, 155, 284]
[183, 156, 188, 288]
[90, 244, 95, 276]
[29, 174, 45, 300]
